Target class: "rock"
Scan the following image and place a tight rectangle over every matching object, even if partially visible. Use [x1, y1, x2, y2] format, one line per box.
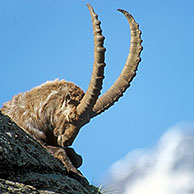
[0, 111, 100, 194]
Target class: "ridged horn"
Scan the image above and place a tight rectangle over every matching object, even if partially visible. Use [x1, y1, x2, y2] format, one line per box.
[91, 9, 143, 118]
[76, 4, 106, 119]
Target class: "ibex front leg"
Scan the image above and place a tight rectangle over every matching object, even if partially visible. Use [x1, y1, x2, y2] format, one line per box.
[44, 145, 88, 184]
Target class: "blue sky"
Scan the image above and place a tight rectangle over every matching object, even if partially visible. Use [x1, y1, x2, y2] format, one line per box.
[0, 0, 194, 184]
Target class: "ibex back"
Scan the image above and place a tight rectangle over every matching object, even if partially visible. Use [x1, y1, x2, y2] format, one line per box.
[1, 4, 142, 151]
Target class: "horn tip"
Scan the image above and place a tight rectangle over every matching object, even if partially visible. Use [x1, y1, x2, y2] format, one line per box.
[117, 9, 132, 18]
[86, 3, 93, 10]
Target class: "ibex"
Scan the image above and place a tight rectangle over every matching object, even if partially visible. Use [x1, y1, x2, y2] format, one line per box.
[1, 4, 142, 178]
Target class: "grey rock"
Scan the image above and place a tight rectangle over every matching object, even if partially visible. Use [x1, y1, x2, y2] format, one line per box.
[0, 111, 100, 194]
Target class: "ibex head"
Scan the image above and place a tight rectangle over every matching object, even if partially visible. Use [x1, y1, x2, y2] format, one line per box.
[1, 4, 142, 149]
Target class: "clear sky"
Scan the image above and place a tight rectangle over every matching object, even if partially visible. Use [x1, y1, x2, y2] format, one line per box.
[0, 0, 194, 184]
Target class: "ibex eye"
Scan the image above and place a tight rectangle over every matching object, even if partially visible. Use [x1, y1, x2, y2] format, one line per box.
[65, 94, 71, 102]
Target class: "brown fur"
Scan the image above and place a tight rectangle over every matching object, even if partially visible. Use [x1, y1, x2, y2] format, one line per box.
[1, 79, 84, 146]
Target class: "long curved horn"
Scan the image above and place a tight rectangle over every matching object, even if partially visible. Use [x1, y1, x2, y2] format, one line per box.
[76, 4, 106, 119]
[91, 9, 143, 118]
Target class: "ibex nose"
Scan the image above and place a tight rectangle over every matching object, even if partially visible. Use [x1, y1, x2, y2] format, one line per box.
[57, 134, 73, 147]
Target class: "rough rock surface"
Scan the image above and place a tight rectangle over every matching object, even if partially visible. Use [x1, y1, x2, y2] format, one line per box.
[0, 111, 100, 194]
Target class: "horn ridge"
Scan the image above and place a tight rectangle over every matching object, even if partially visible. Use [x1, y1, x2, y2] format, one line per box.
[91, 9, 143, 118]
[75, 4, 106, 120]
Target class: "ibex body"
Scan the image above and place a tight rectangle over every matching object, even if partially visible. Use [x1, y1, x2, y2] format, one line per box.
[1, 4, 142, 171]
[1, 80, 84, 146]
